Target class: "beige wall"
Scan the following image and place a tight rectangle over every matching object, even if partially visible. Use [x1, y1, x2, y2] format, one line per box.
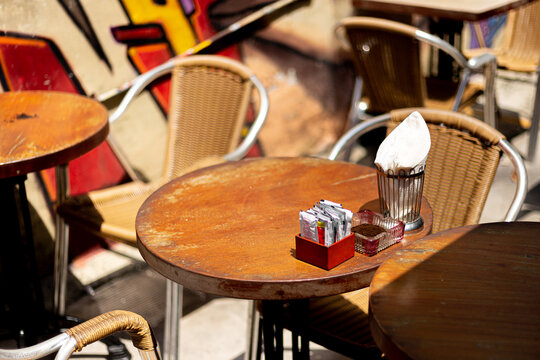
[0, 0, 355, 177]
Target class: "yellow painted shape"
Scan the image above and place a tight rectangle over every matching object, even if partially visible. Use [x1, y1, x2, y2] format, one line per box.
[122, 0, 197, 54]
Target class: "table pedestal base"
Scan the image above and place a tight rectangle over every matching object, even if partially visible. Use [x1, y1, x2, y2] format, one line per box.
[0, 176, 131, 360]
[0, 175, 44, 346]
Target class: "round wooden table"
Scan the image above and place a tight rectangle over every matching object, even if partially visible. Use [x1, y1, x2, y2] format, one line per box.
[0, 90, 108, 344]
[369, 221, 540, 360]
[0, 91, 109, 179]
[136, 157, 433, 359]
[136, 157, 432, 300]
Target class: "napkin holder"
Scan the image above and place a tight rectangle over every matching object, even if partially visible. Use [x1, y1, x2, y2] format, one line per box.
[295, 233, 355, 270]
[376, 164, 425, 231]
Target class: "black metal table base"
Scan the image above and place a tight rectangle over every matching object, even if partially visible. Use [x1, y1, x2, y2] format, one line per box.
[260, 299, 311, 360]
[0, 176, 130, 360]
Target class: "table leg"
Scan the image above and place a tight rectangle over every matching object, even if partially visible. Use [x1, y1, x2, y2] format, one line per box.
[163, 280, 182, 360]
[260, 300, 284, 360]
[245, 300, 260, 360]
[0, 175, 45, 346]
[289, 300, 309, 360]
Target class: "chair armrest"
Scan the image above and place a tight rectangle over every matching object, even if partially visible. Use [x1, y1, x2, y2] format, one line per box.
[109, 59, 176, 123]
[0, 311, 160, 360]
[328, 113, 391, 161]
[0, 333, 70, 360]
[57, 310, 160, 360]
[467, 53, 497, 70]
[224, 74, 269, 161]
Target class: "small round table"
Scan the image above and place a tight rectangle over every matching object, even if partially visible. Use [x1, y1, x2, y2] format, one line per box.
[0, 90, 109, 344]
[136, 157, 433, 358]
[369, 221, 540, 360]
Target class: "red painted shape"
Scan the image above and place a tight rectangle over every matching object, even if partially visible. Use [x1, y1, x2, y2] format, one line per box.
[0, 35, 129, 201]
[190, 0, 240, 60]
[114, 0, 260, 156]
[0, 41, 79, 92]
[112, 25, 165, 42]
[129, 43, 173, 112]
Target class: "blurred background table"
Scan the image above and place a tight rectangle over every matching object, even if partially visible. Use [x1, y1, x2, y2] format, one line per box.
[136, 156, 433, 359]
[352, 0, 535, 21]
[0, 90, 108, 345]
[369, 221, 540, 360]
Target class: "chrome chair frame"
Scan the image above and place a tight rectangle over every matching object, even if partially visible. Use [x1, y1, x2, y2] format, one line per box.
[53, 57, 269, 360]
[0, 311, 160, 360]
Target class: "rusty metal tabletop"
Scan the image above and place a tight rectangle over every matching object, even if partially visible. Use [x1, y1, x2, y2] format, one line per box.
[0, 90, 109, 179]
[136, 157, 433, 300]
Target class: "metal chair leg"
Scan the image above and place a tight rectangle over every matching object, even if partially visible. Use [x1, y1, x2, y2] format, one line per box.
[245, 300, 260, 360]
[53, 164, 69, 316]
[527, 68, 540, 161]
[163, 280, 183, 360]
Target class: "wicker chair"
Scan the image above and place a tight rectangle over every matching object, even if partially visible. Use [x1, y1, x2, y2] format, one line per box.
[54, 55, 268, 360]
[337, 17, 498, 129]
[463, 0, 540, 160]
[0, 310, 160, 360]
[278, 108, 527, 359]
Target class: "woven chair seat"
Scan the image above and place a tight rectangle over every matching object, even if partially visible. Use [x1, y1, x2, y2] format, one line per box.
[58, 155, 227, 244]
[305, 288, 378, 353]
[463, 1, 540, 73]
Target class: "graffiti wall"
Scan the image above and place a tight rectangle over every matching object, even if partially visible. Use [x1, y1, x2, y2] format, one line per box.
[0, 0, 253, 201]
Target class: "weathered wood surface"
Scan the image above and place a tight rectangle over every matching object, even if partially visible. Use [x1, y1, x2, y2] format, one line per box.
[0, 91, 109, 179]
[136, 157, 432, 300]
[370, 221, 540, 360]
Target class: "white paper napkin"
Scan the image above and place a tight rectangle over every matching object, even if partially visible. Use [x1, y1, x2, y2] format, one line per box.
[374, 111, 431, 222]
[374, 111, 431, 173]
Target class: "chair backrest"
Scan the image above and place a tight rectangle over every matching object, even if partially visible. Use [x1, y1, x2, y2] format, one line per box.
[162, 55, 259, 181]
[338, 17, 498, 129]
[338, 17, 426, 114]
[389, 108, 504, 232]
[329, 108, 527, 233]
[498, 0, 540, 72]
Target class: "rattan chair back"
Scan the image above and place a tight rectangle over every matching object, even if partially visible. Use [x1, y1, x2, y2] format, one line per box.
[339, 17, 426, 114]
[388, 108, 503, 232]
[338, 17, 499, 130]
[163, 56, 254, 180]
[499, 1, 540, 72]
[467, 1, 540, 72]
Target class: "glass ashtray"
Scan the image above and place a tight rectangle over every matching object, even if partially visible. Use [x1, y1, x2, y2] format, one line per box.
[351, 210, 405, 256]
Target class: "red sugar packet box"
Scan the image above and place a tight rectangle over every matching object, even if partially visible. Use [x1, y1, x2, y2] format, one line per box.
[295, 233, 355, 270]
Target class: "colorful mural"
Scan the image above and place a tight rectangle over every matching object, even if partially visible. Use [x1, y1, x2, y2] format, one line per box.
[0, 0, 262, 205]
[0, 32, 129, 202]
